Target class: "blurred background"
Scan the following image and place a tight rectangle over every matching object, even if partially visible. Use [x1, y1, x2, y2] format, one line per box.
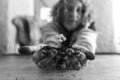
[0, 0, 120, 54]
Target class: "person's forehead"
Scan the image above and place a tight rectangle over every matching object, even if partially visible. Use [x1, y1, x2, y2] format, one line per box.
[66, 0, 82, 7]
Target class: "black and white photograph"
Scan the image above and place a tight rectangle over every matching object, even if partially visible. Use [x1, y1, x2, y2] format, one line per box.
[0, 0, 120, 80]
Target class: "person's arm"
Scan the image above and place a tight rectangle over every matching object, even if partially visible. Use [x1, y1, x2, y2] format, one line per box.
[73, 28, 97, 60]
[40, 23, 66, 48]
[18, 23, 66, 54]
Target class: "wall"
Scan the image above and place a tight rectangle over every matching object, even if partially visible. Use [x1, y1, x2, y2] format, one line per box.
[0, 0, 8, 54]
[112, 0, 120, 53]
[91, 0, 116, 52]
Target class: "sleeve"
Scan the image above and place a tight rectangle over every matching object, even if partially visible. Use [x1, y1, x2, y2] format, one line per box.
[73, 29, 97, 54]
[39, 23, 62, 47]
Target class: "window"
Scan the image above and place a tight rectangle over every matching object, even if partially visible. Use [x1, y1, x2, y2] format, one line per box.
[40, 7, 52, 22]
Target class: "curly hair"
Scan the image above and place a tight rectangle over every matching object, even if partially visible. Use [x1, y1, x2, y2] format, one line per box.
[51, 0, 95, 29]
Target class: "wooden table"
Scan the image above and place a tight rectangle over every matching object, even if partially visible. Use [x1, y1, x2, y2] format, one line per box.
[0, 55, 120, 80]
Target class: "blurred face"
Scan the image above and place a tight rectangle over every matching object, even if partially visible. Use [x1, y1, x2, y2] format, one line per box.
[63, 0, 83, 31]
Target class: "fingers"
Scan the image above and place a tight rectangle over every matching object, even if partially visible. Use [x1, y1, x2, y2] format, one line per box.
[63, 56, 73, 70]
[33, 48, 48, 65]
[32, 46, 89, 70]
[75, 51, 87, 66]
[72, 45, 95, 60]
[35, 48, 58, 69]
[65, 48, 82, 70]
[84, 51, 95, 60]
[56, 59, 67, 70]
[68, 55, 81, 70]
